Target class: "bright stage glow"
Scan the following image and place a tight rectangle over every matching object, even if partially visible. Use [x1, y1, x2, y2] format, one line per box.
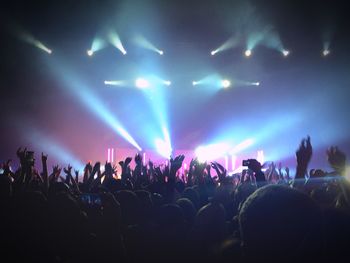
[230, 138, 255, 155]
[108, 31, 127, 55]
[158, 50, 164, 55]
[245, 49, 252, 57]
[231, 155, 237, 171]
[323, 49, 330, 56]
[282, 50, 290, 57]
[253, 82, 260, 86]
[87, 49, 94, 56]
[155, 138, 172, 159]
[163, 80, 171, 86]
[192, 81, 198, 86]
[211, 50, 217, 56]
[135, 78, 150, 89]
[104, 80, 125, 86]
[221, 79, 231, 89]
[195, 143, 231, 163]
[159, 126, 172, 160]
[257, 150, 264, 165]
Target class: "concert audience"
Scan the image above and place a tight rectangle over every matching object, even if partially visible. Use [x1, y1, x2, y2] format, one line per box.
[0, 136, 349, 262]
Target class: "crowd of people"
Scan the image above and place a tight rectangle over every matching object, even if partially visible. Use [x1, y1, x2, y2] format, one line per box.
[0, 136, 349, 262]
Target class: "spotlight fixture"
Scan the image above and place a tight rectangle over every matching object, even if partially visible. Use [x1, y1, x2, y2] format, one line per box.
[135, 78, 150, 89]
[245, 49, 252, 57]
[221, 79, 231, 88]
[87, 49, 93, 56]
[323, 49, 330, 56]
[282, 50, 290, 57]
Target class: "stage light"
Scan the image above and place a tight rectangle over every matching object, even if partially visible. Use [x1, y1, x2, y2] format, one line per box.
[221, 79, 231, 89]
[245, 49, 252, 57]
[282, 50, 290, 57]
[164, 80, 171, 86]
[253, 82, 260, 86]
[323, 49, 330, 56]
[133, 34, 164, 56]
[87, 38, 107, 55]
[16, 30, 53, 54]
[191, 74, 223, 93]
[211, 36, 239, 56]
[104, 80, 124, 86]
[135, 78, 150, 89]
[195, 143, 230, 163]
[108, 31, 127, 55]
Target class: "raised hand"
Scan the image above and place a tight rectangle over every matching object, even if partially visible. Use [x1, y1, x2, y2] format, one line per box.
[92, 162, 101, 174]
[41, 152, 49, 190]
[211, 161, 227, 182]
[155, 166, 165, 182]
[295, 136, 312, 179]
[148, 160, 154, 169]
[16, 147, 27, 166]
[74, 169, 79, 183]
[170, 155, 185, 177]
[41, 152, 48, 163]
[63, 164, 73, 175]
[285, 167, 290, 180]
[327, 146, 346, 174]
[135, 153, 142, 166]
[83, 162, 92, 183]
[104, 162, 115, 179]
[125, 157, 132, 167]
[51, 165, 62, 182]
[296, 136, 312, 168]
[119, 157, 132, 181]
[268, 162, 276, 181]
[53, 165, 61, 176]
